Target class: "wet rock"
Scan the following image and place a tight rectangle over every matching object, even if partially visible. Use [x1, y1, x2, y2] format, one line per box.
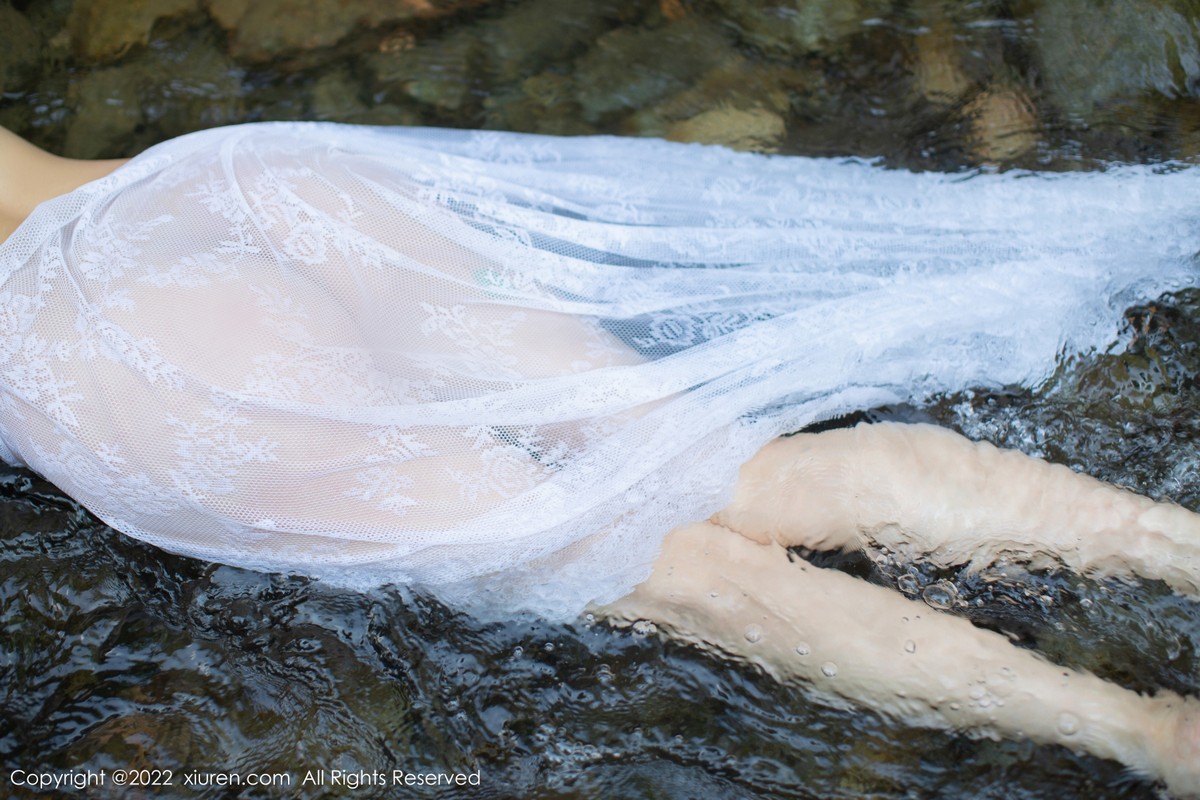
[1176, 101, 1200, 158]
[64, 29, 241, 159]
[482, 73, 594, 136]
[0, 3, 42, 94]
[659, 0, 686, 22]
[63, 66, 143, 159]
[574, 17, 734, 123]
[963, 87, 1038, 163]
[913, 23, 972, 106]
[347, 103, 424, 127]
[626, 56, 797, 140]
[381, 0, 629, 130]
[481, 0, 628, 84]
[205, 0, 491, 63]
[521, 73, 575, 110]
[666, 106, 786, 152]
[1034, 0, 1200, 122]
[139, 29, 243, 135]
[309, 68, 369, 121]
[711, 0, 891, 54]
[367, 28, 480, 112]
[68, 0, 200, 64]
[0, 104, 33, 144]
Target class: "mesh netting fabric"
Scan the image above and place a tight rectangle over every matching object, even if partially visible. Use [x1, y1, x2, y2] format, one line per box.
[0, 122, 1196, 617]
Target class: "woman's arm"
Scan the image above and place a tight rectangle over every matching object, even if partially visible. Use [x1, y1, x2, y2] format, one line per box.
[0, 126, 128, 240]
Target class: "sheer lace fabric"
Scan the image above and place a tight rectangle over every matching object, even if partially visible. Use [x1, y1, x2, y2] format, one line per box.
[0, 122, 1196, 617]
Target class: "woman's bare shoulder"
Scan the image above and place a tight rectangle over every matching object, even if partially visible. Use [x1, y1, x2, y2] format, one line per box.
[0, 126, 128, 240]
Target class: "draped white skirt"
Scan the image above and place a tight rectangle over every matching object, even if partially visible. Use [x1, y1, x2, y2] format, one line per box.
[0, 122, 1196, 617]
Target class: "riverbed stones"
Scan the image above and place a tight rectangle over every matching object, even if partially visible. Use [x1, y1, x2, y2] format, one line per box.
[1178, 102, 1200, 157]
[62, 66, 142, 158]
[68, 0, 200, 64]
[963, 87, 1039, 163]
[913, 22, 973, 107]
[574, 16, 734, 123]
[63, 29, 241, 158]
[205, 0, 492, 63]
[627, 55, 794, 149]
[481, 0, 628, 84]
[310, 68, 368, 121]
[666, 106, 786, 151]
[368, 28, 479, 112]
[482, 72, 594, 135]
[711, 0, 892, 54]
[1034, 0, 1200, 122]
[0, 3, 42, 94]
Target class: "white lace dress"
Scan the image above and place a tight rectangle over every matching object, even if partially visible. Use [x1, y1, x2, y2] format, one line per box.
[0, 122, 1196, 616]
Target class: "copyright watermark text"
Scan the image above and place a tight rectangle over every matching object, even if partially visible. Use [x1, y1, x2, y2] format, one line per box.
[9, 767, 482, 793]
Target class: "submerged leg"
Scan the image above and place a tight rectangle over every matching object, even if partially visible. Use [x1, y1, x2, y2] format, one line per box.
[715, 421, 1200, 595]
[602, 522, 1200, 796]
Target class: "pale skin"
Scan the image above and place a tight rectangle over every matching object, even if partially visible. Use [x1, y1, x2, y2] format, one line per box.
[2, 128, 1198, 796]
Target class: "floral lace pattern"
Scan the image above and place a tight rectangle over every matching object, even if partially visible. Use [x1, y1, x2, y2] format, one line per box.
[0, 122, 1196, 617]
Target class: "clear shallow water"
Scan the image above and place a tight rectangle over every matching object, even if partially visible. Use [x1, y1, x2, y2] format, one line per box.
[1, 0, 1199, 797]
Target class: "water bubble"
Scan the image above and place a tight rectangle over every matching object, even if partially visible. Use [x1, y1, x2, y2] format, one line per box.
[949, 702, 961, 711]
[1079, 598, 1093, 609]
[544, 642, 555, 653]
[1057, 712, 1080, 736]
[821, 662, 839, 678]
[632, 620, 657, 637]
[512, 646, 524, 658]
[794, 643, 811, 656]
[1166, 633, 1185, 662]
[744, 624, 763, 643]
[897, 574, 921, 595]
[904, 640, 917, 654]
[709, 590, 719, 598]
[921, 580, 959, 610]
[969, 686, 986, 701]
